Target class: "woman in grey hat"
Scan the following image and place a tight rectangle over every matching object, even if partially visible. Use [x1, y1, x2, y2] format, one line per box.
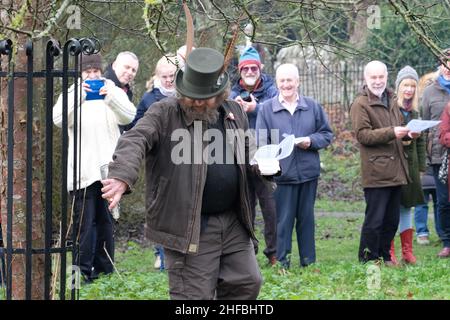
[389, 66, 425, 265]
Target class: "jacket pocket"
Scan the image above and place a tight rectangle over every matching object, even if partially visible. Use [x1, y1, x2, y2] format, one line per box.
[368, 154, 398, 180]
[147, 176, 169, 218]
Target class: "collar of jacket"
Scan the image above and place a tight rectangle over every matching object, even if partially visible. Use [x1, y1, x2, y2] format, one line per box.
[104, 64, 132, 95]
[361, 85, 395, 107]
[179, 102, 229, 127]
[271, 94, 309, 113]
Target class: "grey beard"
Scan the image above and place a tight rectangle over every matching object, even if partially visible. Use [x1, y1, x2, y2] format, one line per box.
[180, 103, 220, 124]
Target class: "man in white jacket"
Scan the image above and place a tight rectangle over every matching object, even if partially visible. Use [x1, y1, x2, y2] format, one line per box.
[53, 53, 136, 282]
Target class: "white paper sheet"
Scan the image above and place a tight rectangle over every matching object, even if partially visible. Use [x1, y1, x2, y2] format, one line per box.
[406, 119, 441, 132]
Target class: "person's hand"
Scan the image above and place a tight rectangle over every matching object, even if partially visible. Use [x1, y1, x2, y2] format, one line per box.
[394, 126, 409, 139]
[99, 79, 115, 96]
[234, 94, 257, 113]
[296, 137, 311, 149]
[408, 131, 421, 139]
[81, 82, 93, 92]
[101, 178, 127, 211]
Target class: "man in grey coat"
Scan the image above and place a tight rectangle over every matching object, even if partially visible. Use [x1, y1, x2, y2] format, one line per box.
[101, 48, 269, 299]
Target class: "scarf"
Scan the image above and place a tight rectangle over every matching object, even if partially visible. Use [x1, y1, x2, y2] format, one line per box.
[402, 98, 413, 112]
[438, 75, 450, 95]
[154, 78, 176, 97]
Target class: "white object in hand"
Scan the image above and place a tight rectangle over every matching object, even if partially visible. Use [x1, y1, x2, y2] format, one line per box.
[257, 158, 280, 175]
[100, 164, 120, 220]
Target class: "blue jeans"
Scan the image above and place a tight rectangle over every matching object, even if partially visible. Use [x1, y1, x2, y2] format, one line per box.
[414, 189, 443, 238]
[432, 165, 450, 247]
[155, 245, 165, 271]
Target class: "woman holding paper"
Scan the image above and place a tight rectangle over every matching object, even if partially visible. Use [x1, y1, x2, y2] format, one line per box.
[389, 66, 426, 265]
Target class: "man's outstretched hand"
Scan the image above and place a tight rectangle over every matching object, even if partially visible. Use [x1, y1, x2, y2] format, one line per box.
[101, 178, 128, 211]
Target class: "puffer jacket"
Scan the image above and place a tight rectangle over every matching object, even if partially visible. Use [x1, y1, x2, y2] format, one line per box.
[421, 81, 450, 164]
[350, 86, 410, 188]
[108, 98, 260, 254]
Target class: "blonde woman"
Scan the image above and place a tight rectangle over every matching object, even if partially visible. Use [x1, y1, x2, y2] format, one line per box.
[131, 55, 177, 128]
[390, 66, 426, 264]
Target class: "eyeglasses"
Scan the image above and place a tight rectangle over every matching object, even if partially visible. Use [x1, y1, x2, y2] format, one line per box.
[241, 66, 259, 73]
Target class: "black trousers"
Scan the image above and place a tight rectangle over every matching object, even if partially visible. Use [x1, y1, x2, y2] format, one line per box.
[248, 175, 277, 259]
[359, 186, 401, 262]
[71, 181, 114, 279]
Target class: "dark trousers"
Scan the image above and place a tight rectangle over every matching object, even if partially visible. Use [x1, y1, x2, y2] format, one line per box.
[164, 211, 262, 300]
[432, 165, 450, 247]
[274, 180, 318, 268]
[72, 181, 114, 279]
[359, 186, 401, 262]
[248, 175, 277, 259]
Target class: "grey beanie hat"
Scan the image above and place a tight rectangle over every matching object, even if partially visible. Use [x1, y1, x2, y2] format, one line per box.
[395, 65, 419, 91]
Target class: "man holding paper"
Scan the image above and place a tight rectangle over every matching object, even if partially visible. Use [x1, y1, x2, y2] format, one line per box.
[256, 63, 333, 269]
[350, 60, 418, 265]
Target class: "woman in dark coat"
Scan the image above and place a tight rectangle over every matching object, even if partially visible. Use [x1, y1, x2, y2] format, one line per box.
[390, 66, 426, 264]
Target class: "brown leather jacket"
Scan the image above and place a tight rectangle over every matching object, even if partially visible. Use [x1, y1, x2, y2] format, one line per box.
[350, 86, 410, 188]
[109, 97, 260, 254]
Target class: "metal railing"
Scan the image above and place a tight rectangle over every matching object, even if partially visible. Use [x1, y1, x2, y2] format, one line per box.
[0, 37, 99, 300]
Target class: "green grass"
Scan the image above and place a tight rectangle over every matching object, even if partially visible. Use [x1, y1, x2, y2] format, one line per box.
[77, 214, 449, 300]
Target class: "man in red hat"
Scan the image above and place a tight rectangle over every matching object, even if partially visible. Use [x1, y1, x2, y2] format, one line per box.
[230, 45, 279, 265]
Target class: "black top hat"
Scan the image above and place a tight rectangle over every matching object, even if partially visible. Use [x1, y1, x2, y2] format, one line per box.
[175, 48, 229, 99]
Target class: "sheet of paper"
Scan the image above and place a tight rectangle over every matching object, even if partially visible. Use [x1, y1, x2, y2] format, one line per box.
[294, 137, 308, 144]
[406, 119, 441, 132]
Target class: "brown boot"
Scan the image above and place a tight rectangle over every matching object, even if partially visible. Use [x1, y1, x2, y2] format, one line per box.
[389, 240, 399, 265]
[400, 228, 416, 264]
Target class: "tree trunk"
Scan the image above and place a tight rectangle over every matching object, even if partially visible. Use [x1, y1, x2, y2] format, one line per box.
[0, 0, 46, 300]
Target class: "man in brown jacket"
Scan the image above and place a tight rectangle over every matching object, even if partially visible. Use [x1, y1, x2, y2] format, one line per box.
[101, 48, 266, 299]
[350, 60, 416, 264]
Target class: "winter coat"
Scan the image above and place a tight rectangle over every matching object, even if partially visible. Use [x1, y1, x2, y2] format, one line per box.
[350, 86, 410, 188]
[421, 81, 450, 164]
[131, 88, 167, 128]
[256, 94, 334, 184]
[230, 73, 278, 129]
[53, 81, 136, 191]
[399, 109, 426, 208]
[108, 98, 261, 254]
[438, 103, 450, 200]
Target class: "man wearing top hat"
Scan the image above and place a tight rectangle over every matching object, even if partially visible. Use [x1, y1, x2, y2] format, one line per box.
[101, 48, 267, 299]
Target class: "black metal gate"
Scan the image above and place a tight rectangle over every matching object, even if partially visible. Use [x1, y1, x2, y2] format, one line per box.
[0, 37, 100, 300]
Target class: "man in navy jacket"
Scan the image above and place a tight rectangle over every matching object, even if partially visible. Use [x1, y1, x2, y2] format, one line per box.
[256, 63, 333, 268]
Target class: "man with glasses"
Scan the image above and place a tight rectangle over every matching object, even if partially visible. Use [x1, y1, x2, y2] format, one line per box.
[230, 46, 279, 266]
